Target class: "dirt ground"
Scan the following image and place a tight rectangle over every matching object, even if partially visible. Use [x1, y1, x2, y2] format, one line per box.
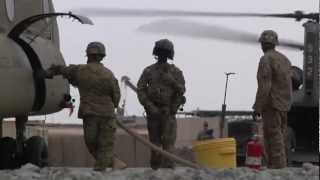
[0, 163, 318, 180]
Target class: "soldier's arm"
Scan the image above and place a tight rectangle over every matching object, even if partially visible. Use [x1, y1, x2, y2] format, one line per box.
[169, 68, 186, 114]
[111, 76, 121, 108]
[137, 69, 151, 106]
[137, 69, 160, 114]
[164, 66, 186, 95]
[174, 68, 186, 95]
[253, 57, 272, 113]
[45, 64, 79, 86]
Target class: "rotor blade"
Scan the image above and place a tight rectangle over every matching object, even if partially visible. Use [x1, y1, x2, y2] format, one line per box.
[137, 19, 304, 50]
[72, 8, 318, 21]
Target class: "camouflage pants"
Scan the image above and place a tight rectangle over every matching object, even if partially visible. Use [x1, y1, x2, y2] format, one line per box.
[262, 107, 287, 169]
[83, 116, 116, 169]
[146, 110, 177, 169]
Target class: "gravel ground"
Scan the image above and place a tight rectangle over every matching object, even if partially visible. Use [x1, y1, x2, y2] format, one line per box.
[0, 163, 318, 180]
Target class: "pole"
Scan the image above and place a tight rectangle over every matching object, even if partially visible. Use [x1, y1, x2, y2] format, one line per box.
[0, 117, 2, 138]
[220, 72, 235, 138]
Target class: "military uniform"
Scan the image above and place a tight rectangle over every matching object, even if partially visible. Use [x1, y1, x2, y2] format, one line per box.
[45, 42, 120, 170]
[137, 39, 185, 169]
[253, 30, 292, 169]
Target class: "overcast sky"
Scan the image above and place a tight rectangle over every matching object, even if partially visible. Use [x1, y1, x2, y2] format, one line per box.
[44, 0, 317, 123]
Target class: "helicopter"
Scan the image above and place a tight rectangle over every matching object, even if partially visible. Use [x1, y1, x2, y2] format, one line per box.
[74, 7, 319, 165]
[0, 2, 317, 169]
[0, 0, 92, 169]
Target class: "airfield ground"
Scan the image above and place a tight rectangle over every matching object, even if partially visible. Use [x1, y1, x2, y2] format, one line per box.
[0, 163, 318, 180]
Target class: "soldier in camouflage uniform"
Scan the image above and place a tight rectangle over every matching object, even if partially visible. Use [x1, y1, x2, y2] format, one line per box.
[137, 39, 186, 170]
[44, 42, 120, 171]
[253, 30, 292, 169]
[197, 121, 214, 141]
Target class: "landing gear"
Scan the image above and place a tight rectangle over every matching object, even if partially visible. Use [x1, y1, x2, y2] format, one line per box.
[0, 136, 48, 169]
[0, 137, 18, 169]
[0, 116, 48, 169]
[23, 136, 48, 167]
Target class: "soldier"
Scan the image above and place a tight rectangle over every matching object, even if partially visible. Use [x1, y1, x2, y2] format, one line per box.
[44, 42, 120, 171]
[137, 39, 186, 170]
[197, 121, 214, 141]
[253, 30, 292, 169]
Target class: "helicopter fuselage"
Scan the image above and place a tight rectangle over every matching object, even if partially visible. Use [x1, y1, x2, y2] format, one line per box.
[0, 33, 69, 118]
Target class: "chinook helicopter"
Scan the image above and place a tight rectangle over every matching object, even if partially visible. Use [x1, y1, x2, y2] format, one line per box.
[0, 2, 317, 169]
[74, 7, 319, 165]
[0, 0, 92, 169]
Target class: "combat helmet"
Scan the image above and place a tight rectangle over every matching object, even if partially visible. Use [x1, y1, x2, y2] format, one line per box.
[86, 41, 106, 57]
[259, 30, 279, 45]
[152, 39, 174, 60]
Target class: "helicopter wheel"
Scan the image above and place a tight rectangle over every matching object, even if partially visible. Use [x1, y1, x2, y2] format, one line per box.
[0, 137, 18, 169]
[23, 136, 48, 167]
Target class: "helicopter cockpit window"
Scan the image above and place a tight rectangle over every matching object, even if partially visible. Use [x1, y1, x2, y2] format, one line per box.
[5, 0, 15, 22]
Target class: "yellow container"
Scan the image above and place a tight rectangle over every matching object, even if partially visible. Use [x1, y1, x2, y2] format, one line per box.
[192, 138, 236, 168]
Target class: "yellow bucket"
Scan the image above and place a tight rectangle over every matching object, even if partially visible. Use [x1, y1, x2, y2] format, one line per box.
[192, 138, 236, 168]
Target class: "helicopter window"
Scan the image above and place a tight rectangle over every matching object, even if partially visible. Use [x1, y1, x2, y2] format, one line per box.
[5, 0, 15, 22]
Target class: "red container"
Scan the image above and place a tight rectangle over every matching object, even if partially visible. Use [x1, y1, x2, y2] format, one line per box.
[245, 136, 263, 170]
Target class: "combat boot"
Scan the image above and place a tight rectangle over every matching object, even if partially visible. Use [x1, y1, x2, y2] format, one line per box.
[112, 157, 127, 170]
